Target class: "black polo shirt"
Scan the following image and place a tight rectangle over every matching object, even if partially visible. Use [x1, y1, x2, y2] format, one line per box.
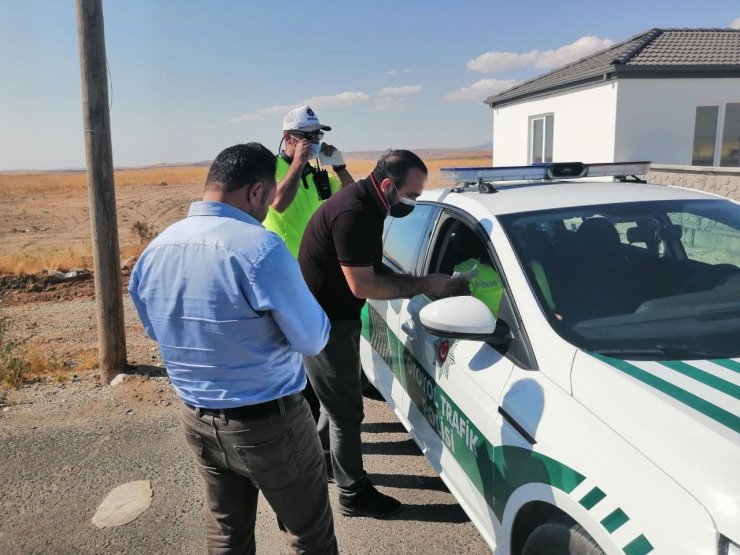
[298, 177, 388, 321]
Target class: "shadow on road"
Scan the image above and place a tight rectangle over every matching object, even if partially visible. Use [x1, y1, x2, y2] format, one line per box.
[362, 438, 422, 456]
[387, 503, 471, 523]
[369, 472, 450, 493]
[361, 421, 406, 434]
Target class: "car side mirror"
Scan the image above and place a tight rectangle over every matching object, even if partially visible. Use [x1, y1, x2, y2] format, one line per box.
[419, 296, 496, 341]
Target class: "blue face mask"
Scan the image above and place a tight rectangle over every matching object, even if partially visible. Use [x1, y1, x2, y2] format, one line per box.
[389, 183, 416, 218]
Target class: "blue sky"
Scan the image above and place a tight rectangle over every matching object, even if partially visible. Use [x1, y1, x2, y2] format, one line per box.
[1, 0, 738, 170]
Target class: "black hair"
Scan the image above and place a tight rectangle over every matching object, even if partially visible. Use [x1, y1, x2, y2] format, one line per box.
[371, 149, 427, 186]
[205, 143, 276, 193]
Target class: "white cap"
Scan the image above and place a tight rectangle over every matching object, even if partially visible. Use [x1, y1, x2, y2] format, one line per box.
[282, 105, 332, 132]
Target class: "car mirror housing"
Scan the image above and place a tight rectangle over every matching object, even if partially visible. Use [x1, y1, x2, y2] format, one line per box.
[419, 296, 496, 341]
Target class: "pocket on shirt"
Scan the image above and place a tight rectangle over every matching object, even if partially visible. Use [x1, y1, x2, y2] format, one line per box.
[235, 428, 301, 491]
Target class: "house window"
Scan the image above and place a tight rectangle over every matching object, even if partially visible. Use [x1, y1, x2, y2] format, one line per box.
[529, 114, 554, 164]
[720, 103, 740, 167]
[691, 103, 740, 167]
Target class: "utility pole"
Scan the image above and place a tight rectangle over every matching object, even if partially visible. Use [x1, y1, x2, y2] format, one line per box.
[76, 0, 127, 384]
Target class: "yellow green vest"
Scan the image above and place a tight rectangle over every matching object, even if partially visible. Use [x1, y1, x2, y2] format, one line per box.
[263, 156, 341, 258]
[454, 258, 505, 316]
[531, 260, 555, 309]
[453, 258, 555, 316]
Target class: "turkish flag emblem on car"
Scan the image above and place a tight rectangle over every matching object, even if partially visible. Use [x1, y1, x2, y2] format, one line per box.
[438, 340, 449, 363]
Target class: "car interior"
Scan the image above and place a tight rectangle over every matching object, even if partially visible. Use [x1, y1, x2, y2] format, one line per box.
[430, 219, 495, 276]
[509, 213, 740, 323]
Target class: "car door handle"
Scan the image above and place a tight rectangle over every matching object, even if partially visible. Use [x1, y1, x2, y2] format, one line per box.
[401, 320, 418, 340]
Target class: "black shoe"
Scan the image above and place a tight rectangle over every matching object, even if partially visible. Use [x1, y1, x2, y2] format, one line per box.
[339, 484, 402, 518]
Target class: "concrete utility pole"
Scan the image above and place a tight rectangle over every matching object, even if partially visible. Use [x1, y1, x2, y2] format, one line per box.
[76, 0, 127, 384]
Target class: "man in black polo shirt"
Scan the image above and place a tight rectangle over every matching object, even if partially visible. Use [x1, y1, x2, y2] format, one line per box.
[298, 149, 462, 518]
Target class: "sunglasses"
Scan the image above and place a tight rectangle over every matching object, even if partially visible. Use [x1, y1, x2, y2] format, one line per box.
[290, 130, 324, 141]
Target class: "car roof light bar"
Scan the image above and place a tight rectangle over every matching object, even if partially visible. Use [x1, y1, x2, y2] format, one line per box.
[441, 161, 651, 190]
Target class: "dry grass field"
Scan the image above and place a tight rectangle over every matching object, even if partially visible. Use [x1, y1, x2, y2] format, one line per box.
[0, 151, 490, 388]
[0, 151, 490, 275]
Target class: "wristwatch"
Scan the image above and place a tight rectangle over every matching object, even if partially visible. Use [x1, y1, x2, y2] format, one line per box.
[332, 165, 347, 172]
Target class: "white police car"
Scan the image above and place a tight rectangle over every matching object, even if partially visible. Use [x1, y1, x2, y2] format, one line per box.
[359, 162, 740, 555]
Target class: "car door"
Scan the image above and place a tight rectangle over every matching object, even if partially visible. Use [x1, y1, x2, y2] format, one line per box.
[362, 203, 440, 425]
[393, 207, 523, 534]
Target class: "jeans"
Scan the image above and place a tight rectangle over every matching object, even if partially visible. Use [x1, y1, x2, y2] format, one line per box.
[304, 319, 369, 499]
[180, 396, 338, 555]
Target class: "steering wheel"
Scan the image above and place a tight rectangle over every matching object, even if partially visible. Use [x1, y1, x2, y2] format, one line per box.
[674, 264, 740, 294]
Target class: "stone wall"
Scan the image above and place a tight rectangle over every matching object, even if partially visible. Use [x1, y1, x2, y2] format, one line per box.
[645, 165, 739, 201]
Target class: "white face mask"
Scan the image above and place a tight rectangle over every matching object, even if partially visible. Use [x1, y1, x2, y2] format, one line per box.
[308, 141, 322, 159]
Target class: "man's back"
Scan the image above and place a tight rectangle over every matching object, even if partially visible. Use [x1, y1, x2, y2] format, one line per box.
[130, 201, 329, 408]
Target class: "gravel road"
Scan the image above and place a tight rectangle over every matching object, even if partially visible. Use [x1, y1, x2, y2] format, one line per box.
[0, 362, 489, 554]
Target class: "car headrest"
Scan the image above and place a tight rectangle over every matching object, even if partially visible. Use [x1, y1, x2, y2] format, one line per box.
[626, 225, 653, 244]
[576, 217, 620, 251]
[664, 224, 683, 240]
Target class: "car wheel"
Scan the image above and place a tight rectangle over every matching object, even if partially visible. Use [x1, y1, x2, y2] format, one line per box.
[522, 516, 604, 555]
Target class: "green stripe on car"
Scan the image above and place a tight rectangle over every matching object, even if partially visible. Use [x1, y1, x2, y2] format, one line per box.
[660, 361, 740, 400]
[623, 534, 654, 555]
[592, 354, 740, 434]
[601, 508, 629, 533]
[579, 487, 606, 509]
[710, 358, 740, 374]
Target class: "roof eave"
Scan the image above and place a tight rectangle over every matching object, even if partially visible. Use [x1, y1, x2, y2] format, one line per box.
[485, 72, 617, 108]
[613, 64, 740, 79]
[485, 65, 740, 108]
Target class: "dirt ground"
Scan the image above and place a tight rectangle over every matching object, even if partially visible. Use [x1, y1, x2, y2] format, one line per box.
[0, 153, 489, 276]
[0, 153, 493, 552]
[0, 153, 489, 377]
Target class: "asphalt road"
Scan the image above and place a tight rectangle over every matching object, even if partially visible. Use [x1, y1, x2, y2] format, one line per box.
[0, 385, 490, 554]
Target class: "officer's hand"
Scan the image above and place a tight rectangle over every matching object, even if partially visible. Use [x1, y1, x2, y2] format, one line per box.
[293, 138, 313, 165]
[423, 273, 465, 299]
[321, 143, 338, 155]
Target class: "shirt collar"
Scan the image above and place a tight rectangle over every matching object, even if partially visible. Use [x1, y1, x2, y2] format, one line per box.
[359, 176, 390, 216]
[188, 201, 262, 227]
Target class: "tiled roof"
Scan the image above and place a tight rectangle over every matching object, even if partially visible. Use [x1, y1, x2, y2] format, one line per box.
[485, 29, 740, 107]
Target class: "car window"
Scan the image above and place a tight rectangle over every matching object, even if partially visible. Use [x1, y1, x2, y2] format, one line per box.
[499, 199, 740, 360]
[383, 204, 436, 273]
[668, 211, 740, 266]
[428, 218, 507, 316]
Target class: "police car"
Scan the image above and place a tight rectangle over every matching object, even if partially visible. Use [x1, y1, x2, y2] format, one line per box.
[358, 162, 740, 555]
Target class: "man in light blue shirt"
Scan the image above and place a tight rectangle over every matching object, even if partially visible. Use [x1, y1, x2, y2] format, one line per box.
[129, 143, 337, 555]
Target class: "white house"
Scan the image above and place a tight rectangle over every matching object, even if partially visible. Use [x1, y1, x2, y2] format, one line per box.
[486, 29, 740, 168]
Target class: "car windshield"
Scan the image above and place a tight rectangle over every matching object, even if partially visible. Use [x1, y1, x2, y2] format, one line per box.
[498, 199, 740, 360]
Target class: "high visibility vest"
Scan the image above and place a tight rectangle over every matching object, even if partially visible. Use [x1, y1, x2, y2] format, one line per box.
[263, 156, 341, 258]
[531, 260, 555, 309]
[453, 258, 556, 316]
[454, 258, 504, 316]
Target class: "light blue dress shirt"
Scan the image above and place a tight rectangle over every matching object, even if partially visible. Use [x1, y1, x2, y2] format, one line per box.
[128, 201, 330, 408]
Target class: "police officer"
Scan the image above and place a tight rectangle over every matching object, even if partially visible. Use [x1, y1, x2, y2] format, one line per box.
[263, 105, 355, 258]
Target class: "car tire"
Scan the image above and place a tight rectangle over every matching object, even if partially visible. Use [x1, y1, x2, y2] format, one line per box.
[522, 516, 604, 555]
